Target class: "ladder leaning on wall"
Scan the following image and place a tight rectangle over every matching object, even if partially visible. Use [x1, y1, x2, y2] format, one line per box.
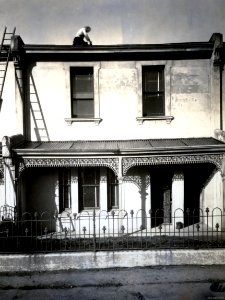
[0, 26, 16, 111]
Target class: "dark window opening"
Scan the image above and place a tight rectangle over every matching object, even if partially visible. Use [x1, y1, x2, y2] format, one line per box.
[70, 67, 94, 118]
[142, 66, 165, 116]
[79, 167, 100, 210]
[107, 169, 119, 210]
[59, 168, 71, 213]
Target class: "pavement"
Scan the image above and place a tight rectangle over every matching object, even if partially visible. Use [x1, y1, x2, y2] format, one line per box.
[0, 265, 225, 300]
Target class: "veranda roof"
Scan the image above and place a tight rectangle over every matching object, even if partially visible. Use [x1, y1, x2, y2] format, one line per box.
[13, 138, 225, 156]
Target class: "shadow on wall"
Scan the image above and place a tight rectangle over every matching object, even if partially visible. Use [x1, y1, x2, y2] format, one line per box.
[19, 167, 57, 215]
[29, 73, 50, 141]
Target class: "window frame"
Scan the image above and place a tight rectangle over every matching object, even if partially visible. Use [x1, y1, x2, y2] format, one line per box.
[78, 167, 100, 210]
[142, 65, 165, 117]
[65, 62, 102, 125]
[136, 61, 174, 124]
[70, 67, 94, 118]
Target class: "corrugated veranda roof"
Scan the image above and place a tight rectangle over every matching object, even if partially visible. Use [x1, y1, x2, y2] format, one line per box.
[13, 138, 225, 155]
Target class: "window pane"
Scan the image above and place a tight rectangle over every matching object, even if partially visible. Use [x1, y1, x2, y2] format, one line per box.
[72, 99, 94, 117]
[72, 75, 93, 98]
[142, 66, 165, 116]
[71, 67, 94, 118]
[79, 168, 100, 209]
[144, 71, 159, 91]
[82, 168, 100, 184]
[83, 186, 99, 208]
[143, 94, 164, 116]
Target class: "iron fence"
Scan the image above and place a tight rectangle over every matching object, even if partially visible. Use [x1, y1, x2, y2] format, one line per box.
[0, 205, 224, 253]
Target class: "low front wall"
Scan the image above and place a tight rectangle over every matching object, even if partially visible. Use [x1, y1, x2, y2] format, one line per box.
[1, 249, 225, 273]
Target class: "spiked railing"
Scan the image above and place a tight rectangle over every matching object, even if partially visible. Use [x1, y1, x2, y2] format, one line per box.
[0, 206, 224, 253]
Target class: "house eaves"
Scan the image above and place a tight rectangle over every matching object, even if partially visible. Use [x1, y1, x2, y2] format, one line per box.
[9, 34, 215, 62]
[22, 42, 214, 62]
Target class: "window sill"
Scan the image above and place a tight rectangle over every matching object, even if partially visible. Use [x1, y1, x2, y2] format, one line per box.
[65, 118, 102, 125]
[136, 116, 174, 124]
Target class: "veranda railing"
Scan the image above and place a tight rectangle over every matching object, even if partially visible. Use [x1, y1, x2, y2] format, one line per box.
[0, 205, 224, 253]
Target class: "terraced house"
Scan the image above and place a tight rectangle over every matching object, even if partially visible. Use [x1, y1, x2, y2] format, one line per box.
[0, 28, 225, 252]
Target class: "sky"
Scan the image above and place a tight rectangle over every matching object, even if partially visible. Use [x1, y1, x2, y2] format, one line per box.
[0, 0, 225, 45]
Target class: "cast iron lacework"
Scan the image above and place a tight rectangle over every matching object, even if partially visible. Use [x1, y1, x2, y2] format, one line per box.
[18, 157, 120, 176]
[122, 154, 225, 175]
[172, 172, 184, 181]
[123, 175, 150, 189]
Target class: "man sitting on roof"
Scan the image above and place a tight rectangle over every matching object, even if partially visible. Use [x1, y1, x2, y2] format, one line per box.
[73, 26, 92, 46]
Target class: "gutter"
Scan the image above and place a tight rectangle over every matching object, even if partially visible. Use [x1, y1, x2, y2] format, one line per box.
[13, 144, 225, 157]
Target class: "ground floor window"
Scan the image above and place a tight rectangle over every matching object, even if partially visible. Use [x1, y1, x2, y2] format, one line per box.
[78, 167, 100, 210]
[58, 167, 119, 212]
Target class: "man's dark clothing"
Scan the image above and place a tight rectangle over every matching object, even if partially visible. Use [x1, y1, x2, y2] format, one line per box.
[73, 36, 89, 46]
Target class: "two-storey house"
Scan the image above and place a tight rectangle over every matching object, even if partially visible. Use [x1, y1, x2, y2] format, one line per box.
[0, 32, 225, 234]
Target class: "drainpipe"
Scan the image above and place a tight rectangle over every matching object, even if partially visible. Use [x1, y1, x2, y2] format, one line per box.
[210, 33, 224, 133]
[220, 63, 224, 130]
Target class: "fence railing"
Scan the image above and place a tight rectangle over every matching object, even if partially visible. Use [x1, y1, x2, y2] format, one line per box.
[0, 205, 224, 253]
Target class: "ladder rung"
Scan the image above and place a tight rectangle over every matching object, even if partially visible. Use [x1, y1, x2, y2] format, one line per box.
[0, 27, 16, 97]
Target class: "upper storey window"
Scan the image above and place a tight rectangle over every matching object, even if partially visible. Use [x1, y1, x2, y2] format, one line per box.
[65, 63, 101, 125]
[136, 62, 173, 124]
[71, 67, 94, 118]
[142, 66, 165, 117]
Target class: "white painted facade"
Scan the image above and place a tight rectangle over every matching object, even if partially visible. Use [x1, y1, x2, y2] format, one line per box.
[0, 33, 225, 233]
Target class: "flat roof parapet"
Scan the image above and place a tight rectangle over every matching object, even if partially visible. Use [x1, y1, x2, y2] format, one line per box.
[8, 33, 224, 63]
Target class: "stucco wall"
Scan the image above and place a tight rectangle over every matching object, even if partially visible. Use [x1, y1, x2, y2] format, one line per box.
[25, 59, 215, 141]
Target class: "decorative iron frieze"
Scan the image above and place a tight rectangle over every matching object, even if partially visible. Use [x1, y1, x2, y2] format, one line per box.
[18, 157, 120, 176]
[122, 154, 225, 175]
[123, 175, 150, 189]
[172, 172, 184, 181]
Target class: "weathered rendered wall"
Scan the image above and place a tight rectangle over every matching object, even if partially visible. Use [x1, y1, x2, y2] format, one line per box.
[202, 171, 223, 211]
[25, 59, 215, 141]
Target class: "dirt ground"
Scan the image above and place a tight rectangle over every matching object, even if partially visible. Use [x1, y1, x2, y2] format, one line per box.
[0, 265, 225, 299]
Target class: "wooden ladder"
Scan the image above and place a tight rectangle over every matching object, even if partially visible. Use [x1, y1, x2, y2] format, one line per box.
[0, 26, 16, 110]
